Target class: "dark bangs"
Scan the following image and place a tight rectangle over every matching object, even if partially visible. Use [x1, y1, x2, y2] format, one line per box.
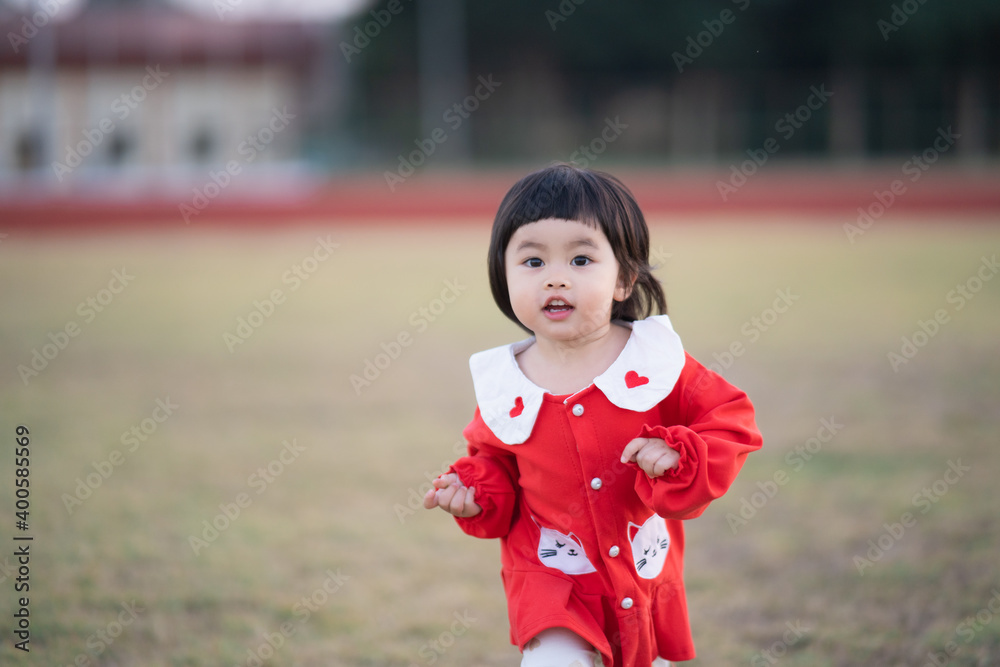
[488, 162, 667, 332]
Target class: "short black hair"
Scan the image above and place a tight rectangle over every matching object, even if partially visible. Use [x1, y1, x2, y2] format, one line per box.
[488, 162, 667, 333]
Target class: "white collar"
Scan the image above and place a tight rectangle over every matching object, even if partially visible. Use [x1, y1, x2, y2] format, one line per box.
[469, 315, 686, 445]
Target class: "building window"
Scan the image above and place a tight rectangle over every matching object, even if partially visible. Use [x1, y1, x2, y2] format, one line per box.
[107, 132, 133, 166]
[15, 129, 43, 171]
[190, 127, 215, 163]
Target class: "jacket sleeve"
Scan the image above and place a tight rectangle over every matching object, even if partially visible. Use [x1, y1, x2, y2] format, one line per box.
[446, 410, 519, 539]
[632, 360, 763, 520]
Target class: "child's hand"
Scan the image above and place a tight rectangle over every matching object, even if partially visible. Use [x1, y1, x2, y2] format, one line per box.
[423, 473, 483, 518]
[621, 437, 680, 478]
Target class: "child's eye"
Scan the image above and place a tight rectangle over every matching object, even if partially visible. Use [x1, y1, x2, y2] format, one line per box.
[524, 258, 543, 268]
[571, 256, 592, 267]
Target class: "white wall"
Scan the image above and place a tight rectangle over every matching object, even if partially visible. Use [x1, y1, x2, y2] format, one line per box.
[0, 62, 302, 189]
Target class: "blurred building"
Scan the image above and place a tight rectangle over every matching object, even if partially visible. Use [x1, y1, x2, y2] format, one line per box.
[0, 0, 347, 195]
[0, 0, 997, 203]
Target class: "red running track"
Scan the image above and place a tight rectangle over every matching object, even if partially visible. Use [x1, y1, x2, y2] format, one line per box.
[1, 166, 998, 233]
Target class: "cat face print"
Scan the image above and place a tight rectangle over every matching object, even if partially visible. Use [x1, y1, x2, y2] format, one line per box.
[629, 514, 669, 580]
[533, 517, 597, 576]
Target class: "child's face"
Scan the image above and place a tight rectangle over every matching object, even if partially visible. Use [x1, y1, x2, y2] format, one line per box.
[504, 218, 629, 344]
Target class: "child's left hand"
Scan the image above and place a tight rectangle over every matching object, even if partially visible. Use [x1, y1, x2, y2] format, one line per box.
[621, 437, 680, 478]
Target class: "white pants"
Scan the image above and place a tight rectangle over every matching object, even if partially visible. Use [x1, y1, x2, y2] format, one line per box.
[520, 627, 670, 667]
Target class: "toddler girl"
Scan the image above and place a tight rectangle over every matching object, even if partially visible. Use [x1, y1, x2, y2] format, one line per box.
[424, 163, 762, 666]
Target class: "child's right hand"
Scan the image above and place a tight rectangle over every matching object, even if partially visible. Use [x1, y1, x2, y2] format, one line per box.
[423, 473, 483, 518]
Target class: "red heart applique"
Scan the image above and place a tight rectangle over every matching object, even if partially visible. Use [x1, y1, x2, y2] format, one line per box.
[625, 370, 649, 388]
[509, 396, 524, 418]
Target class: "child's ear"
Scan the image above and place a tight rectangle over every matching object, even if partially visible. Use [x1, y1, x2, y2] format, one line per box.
[614, 271, 637, 302]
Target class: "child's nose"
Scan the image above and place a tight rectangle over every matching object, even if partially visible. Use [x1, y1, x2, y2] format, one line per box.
[545, 271, 569, 288]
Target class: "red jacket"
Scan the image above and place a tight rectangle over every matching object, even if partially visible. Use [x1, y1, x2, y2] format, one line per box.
[448, 315, 762, 666]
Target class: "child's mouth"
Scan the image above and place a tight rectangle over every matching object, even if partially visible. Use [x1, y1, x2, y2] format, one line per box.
[543, 298, 574, 319]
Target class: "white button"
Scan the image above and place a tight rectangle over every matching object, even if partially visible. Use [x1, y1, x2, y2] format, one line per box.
[621, 597, 633, 609]
[609, 546, 620, 557]
[590, 478, 602, 490]
[572, 404, 584, 417]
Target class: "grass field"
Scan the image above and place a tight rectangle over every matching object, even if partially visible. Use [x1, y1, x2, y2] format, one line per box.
[1, 216, 999, 666]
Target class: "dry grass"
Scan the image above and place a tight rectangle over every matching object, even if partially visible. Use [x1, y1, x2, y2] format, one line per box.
[0, 217, 998, 665]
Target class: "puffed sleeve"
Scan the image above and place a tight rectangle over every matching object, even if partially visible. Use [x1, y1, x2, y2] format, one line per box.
[632, 361, 763, 520]
[446, 409, 520, 539]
